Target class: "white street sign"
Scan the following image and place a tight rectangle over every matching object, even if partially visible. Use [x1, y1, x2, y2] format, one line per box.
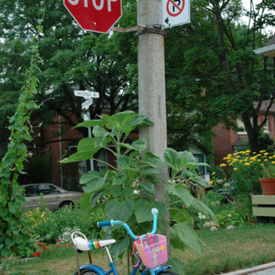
[74, 90, 100, 99]
[162, 0, 190, 29]
[81, 99, 93, 110]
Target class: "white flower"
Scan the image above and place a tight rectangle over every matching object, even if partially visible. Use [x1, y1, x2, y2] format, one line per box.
[198, 212, 206, 220]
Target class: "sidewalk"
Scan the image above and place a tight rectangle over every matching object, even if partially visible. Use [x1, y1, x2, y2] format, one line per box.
[221, 262, 275, 275]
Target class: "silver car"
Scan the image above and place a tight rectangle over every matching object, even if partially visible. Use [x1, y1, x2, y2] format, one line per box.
[22, 183, 82, 211]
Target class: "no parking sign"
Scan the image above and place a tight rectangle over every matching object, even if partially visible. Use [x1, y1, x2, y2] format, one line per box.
[162, 0, 190, 28]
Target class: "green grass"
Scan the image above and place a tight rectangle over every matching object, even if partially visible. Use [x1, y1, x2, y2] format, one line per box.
[1, 224, 275, 275]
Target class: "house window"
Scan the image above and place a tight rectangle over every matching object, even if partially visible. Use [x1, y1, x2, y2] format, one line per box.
[263, 117, 269, 133]
[97, 149, 108, 172]
[237, 119, 246, 134]
[193, 154, 205, 175]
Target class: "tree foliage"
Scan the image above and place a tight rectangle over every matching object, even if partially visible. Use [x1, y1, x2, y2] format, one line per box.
[165, 0, 275, 152]
[0, 0, 138, 148]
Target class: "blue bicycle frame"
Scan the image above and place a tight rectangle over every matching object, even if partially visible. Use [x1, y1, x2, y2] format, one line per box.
[73, 208, 171, 275]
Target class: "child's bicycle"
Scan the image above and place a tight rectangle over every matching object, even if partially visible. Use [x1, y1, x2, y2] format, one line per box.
[71, 208, 178, 275]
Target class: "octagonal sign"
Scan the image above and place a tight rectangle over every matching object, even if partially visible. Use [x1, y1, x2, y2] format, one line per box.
[64, 0, 122, 33]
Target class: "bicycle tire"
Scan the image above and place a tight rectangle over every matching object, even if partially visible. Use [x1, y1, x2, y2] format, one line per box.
[79, 269, 100, 275]
[141, 269, 179, 275]
[158, 271, 179, 275]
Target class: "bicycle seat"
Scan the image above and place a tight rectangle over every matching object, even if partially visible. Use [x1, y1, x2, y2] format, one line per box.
[73, 236, 116, 251]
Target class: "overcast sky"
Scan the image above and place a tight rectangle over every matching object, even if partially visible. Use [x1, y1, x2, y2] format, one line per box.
[241, 0, 274, 33]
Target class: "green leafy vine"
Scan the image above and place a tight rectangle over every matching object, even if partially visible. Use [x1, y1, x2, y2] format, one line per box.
[0, 2, 44, 258]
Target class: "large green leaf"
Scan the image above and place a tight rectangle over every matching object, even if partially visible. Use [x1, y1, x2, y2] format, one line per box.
[166, 258, 185, 274]
[142, 152, 166, 168]
[79, 192, 93, 210]
[164, 148, 179, 170]
[166, 184, 194, 208]
[80, 170, 109, 193]
[130, 115, 154, 127]
[170, 208, 194, 224]
[74, 120, 105, 129]
[109, 237, 130, 260]
[141, 168, 162, 175]
[189, 173, 209, 188]
[191, 199, 218, 225]
[105, 199, 133, 222]
[135, 199, 166, 223]
[92, 125, 109, 137]
[171, 222, 201, 255]
[131, 139, 147, 152]
[139, 182, 155, 196]
[62, 138, 101, 163]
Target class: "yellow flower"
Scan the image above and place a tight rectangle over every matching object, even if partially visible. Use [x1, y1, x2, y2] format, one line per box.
[210, 181, 214, 185]
[260, 150, 266, 153]
[233, 168, 238, 170]
[212, 172, 216, 175]
[245, 163, 250, 166]
[220, 163, 227, 167]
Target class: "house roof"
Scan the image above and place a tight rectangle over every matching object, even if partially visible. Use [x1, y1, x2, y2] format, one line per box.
[232, 135, 249, 148]
[253, 100, 275, 115]
[254, 35, 275, 57]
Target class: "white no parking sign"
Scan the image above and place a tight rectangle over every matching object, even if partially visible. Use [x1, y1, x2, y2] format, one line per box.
[162, 0, 190, 28]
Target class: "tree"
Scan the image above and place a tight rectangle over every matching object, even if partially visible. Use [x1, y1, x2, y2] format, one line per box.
[165, 0, 275, 153]
[0, 0, 138, 148]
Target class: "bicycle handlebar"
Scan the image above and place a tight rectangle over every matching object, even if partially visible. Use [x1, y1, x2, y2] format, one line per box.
[97, 220, 112, 227]
[97, 208, 159, 240]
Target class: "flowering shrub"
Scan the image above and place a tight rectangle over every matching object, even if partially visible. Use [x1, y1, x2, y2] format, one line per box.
[220, 150, 275, 195]
[216, 209, 244, 228]
[58, 227, 80, 245]
[210, 172, 225, 188]
[25, 205, 103, 244]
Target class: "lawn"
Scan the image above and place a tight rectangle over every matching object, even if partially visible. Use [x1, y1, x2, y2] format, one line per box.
[1, 223, 275, 275]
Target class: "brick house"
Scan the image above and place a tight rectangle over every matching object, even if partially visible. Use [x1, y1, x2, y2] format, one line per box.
[213, 101, 275, 166]
[213, 35, 275, 166]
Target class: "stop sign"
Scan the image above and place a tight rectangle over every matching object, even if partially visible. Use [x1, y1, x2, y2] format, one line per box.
[64, 0, 122, 33]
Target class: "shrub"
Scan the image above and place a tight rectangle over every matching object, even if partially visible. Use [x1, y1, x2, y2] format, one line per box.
[220, 150, 275, 195]
[26, 205, 104, 244]
[215, 209, 244, 228]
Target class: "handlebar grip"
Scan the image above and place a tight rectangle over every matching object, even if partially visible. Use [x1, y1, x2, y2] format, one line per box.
[151, 208, 158, 215]
[97, 220, 112, 227]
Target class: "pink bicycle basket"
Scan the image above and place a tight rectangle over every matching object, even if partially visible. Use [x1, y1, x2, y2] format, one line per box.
[135, 234, 168, 268]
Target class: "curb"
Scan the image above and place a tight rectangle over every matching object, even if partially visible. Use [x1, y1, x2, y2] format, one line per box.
[221, 262, 275, 274]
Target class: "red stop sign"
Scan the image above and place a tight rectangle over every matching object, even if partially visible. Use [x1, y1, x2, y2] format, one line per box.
[64, 0, 122, 33]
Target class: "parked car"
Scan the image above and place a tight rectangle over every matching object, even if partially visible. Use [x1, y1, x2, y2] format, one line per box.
[22, 183, 82, 211]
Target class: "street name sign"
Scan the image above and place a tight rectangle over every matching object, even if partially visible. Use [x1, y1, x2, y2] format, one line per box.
[74, 90, 99, 99]
[81, 99, 94, 110]
[64, 0, 122, 33]
[162, 0, 190, 29]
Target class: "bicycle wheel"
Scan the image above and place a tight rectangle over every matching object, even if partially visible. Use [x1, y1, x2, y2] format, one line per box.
[80, 269, 100, 275]
[158, 271, 179, 275]
[141, 268, 179, 275]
